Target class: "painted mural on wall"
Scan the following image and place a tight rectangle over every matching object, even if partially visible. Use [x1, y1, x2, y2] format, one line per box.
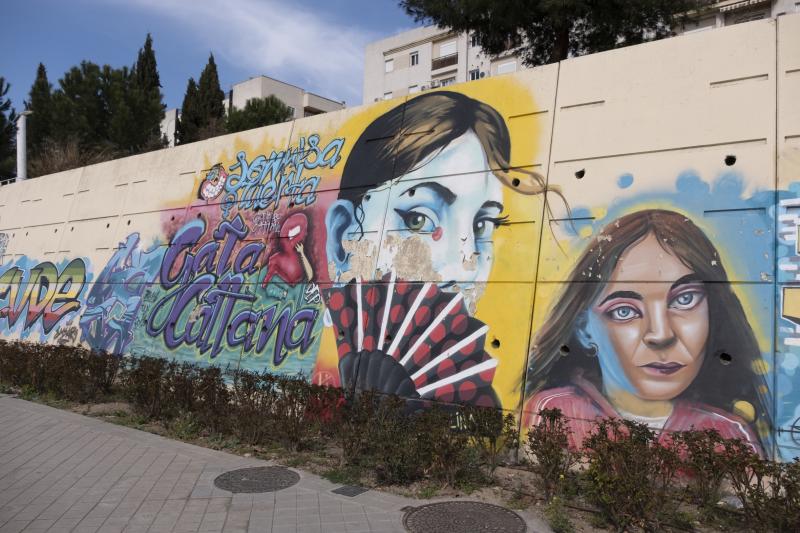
[1, 77, 799, 460]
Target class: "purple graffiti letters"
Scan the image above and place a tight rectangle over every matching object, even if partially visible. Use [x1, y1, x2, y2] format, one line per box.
[148, 214, 319, 365]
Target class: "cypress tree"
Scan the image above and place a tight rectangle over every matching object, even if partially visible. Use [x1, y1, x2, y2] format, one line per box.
[26, 63, 53, 157]
[131, 33, 165, 150]
[176, 78, 200, 144]
[195, 53, 226, 139]
[0, 77, 16, 180]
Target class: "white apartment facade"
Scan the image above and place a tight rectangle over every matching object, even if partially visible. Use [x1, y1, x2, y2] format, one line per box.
[161, 76, 345, 146]
[363, 0, 799, 105]
[677, 0, 799, 34]
[363, 25, 522, 105]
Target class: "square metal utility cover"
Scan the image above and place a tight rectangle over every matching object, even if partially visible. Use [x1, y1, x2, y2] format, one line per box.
[331, 485, 368, 497]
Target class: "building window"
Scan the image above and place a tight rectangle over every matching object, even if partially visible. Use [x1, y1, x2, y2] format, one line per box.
[410, 52, 419, 66]
[438, 40, 457, 57]
[287, 106, 295, 116]
[469, 69, 480, 81]
[385, 59, 394, 73]
[497, 60, 517, 75]
[439, 77, 456, 87]
[470, 33, 479, 47]
[408, 85, 420, 94]
[383, 91, 392, 100]
[734, 11, 767, 24]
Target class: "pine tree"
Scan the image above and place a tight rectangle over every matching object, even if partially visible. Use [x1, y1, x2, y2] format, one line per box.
[226, 96, 293, 134]
[51, 61, 108, 147]
[400, 0, 702, 66]
[176, 78, 200, 145]
[130, 33, 165, 151]
[0, 77, 16, 180]
[104, 65, 137, 152]
[26, 63, 53, 157]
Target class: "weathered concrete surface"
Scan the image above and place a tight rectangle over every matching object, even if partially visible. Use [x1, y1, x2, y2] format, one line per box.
[0, 396, 550, 533]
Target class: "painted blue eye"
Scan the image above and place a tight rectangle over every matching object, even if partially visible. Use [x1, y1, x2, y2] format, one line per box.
[670, 290, 704, 310]
[609, 305, 639, 321]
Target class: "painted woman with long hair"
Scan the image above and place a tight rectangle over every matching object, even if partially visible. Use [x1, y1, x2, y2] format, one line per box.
[523, 209, 770, 454]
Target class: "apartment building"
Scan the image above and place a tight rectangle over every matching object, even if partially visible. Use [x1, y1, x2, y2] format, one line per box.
[161, 76, 345, 146]
[363, 25, 522, 105]
[677, 0, 798, 34]
[363, 0, 798, 105]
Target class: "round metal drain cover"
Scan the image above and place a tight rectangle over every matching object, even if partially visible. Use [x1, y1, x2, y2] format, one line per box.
[213, 466, 300, 493]
[403, 501, 526, 533]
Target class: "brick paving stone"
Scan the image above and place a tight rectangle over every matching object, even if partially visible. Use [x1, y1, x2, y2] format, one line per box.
[0, 395, 552, 532]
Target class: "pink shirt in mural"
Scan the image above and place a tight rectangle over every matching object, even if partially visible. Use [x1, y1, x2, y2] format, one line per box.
[522, 373, 762, 456]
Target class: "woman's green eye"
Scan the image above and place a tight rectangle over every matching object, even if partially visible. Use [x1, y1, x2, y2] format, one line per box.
[397, 210, 433, 232]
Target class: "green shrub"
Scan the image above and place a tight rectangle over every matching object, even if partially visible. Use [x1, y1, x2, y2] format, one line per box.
[544, 497, 574, 533]
[673, 428, 728, 509]
[462, 406, 519, 477]
[230, 369, 278, 445]
[524, 408, 577, 501]
[582, 418, 680, 531]
[722, 439, 800, 532]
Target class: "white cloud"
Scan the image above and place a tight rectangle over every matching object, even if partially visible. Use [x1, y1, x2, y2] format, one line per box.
[113, 0, 378, 105]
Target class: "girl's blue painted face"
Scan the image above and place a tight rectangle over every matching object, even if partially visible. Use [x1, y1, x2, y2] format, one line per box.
[357, 132, 506, 297]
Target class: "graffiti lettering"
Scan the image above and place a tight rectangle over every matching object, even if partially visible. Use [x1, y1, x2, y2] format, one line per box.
[147, 215, 319, 364]
[0, 259, 87, 334]
[197, 135, 344, 215]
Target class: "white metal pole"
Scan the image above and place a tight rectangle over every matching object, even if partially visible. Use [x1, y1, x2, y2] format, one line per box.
[16, 111, 31, 181]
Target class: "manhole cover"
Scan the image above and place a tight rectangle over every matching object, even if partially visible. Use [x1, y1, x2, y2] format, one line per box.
[403, 501, 526, 533]
[331, 485, 368, 497]
[213, 466, 300, 493]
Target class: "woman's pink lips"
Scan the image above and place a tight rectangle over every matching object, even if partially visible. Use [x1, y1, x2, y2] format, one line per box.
[639, 362, 685, 376]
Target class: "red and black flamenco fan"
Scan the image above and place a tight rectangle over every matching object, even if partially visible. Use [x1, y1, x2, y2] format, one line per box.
[325, 272, 499, 407]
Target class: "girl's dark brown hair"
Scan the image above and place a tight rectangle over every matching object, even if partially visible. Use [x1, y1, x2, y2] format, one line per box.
[339, 90, 561, 209]
[526, 209, 771, 448]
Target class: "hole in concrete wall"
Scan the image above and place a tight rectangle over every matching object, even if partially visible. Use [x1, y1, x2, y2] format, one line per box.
[171, 215, 175, 221]
[512, 178, 520, 187]
[364, 194, 371, 201]
[385, 333, 393, 343]
[54, 228, 57, 233]
[196, 213, 202, 218]
[725, 155, 737, 166]
[408, 188, 415, 197]
[491, 338, 500, 349]
[70, 227, 74, 232]
[337, 329, 345, 340]
[575, 169, 586, 179]
[106, 223, 110, 228]
[719, 352, 732, 365]
[559, 345, 570, 354]
[25, 232, 29, 236]
[127, 220, 131, 225]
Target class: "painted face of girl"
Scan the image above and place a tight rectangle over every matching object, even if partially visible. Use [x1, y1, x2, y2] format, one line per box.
[590, 233, 709, 401]
[327, 131, 505, 295]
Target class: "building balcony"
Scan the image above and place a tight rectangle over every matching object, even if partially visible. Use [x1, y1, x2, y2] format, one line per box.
[431, 53, 458, 71]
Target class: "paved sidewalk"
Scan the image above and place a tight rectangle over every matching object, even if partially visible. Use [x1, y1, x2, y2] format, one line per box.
[0, 395, 549, 533]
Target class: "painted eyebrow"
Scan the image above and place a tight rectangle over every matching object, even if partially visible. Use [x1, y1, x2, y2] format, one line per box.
[480, 200, 504, 211]
[598, 290, 642, 307]
[670, 274, 703, 292]
[401, 182, 456, 205]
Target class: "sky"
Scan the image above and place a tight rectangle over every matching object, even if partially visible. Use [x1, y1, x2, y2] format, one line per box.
[0, 0, 422, 112]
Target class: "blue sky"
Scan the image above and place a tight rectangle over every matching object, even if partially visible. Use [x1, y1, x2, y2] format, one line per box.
[0, 0, 421, 112]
